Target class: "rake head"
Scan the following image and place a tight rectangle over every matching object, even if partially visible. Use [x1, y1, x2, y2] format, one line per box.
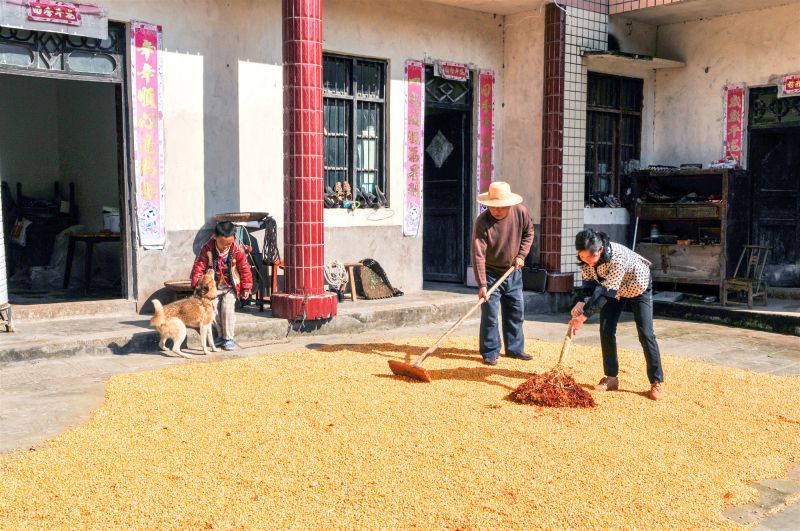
[388, 360, 431, 383]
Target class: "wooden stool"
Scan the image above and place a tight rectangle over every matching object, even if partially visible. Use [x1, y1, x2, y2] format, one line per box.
[0, 303, 14, 333]
[265, 259, 284, 302]
[344, 262, 361, 301]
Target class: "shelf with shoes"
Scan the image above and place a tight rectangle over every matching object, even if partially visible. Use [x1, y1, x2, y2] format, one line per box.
[630, 168, 750, 298]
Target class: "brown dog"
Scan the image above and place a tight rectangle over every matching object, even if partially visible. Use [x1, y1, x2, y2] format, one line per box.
[150, 269, 218, 358]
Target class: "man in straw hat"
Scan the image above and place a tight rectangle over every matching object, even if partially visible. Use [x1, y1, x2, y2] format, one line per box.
[472, 181, 535, 366]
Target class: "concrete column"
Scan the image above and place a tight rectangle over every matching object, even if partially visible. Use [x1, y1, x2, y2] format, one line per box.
[272, 0, 338, 320]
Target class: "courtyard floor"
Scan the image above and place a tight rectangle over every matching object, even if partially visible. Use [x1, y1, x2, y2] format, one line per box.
[1, 316, 799, 528]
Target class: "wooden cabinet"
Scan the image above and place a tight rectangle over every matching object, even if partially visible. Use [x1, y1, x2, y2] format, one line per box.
[632, 168, 750, 297]
[636, 243, 723, 285]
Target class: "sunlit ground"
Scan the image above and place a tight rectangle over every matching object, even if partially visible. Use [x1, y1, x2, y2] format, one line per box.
[1, 337, 799, 529]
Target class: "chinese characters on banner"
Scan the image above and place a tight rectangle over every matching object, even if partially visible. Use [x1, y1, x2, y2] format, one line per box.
[130, 21, 166, 249]
[403, 60, 425, 237]
[26, 1, 81, 25]
[434, 60, 469, 82]
[781, 74, 800, 97]
[477, 70, 495, 214]
[724, 85, 745, 165]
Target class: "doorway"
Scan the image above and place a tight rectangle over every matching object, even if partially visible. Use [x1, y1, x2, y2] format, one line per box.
[422, 68, 472, 283]
[0, 23, 131, 303]
[747, 88, 800, 286]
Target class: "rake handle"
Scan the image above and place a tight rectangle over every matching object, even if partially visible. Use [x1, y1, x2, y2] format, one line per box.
[413, 266, 517, 368]
[556, 333, 572, 367]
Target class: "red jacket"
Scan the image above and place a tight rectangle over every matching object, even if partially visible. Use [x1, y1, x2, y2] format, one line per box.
[191, 239, 253, 296]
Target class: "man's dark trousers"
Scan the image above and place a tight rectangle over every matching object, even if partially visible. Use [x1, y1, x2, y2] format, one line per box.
[479, 269, 525, 362]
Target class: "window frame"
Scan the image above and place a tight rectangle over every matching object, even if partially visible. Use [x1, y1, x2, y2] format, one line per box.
[584, 72, 643, 202]
[322, 52, 388, 207]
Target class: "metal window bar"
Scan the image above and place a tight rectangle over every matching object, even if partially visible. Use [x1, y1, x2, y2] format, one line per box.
[0, 23, 125, 81]
[323, 55, 351, 95]
[585, 72, 643, 200]
[323, 98, 351, 192]
[356, 101, 382, 195]
[322, 53, 386, 206]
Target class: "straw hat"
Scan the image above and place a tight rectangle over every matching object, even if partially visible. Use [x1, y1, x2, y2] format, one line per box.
[477, 181, 523, 207]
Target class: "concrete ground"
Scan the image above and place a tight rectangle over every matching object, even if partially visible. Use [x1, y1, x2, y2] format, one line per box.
[1, 312, 799, 527]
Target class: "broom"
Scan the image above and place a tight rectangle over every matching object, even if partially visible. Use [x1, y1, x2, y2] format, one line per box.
[508, 329, 595, 408]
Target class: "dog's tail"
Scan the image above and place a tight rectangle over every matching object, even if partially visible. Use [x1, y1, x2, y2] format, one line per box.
[150, 299, 166, 328]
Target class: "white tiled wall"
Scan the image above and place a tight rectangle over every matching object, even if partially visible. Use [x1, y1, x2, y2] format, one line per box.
[561, 6, 608, 275]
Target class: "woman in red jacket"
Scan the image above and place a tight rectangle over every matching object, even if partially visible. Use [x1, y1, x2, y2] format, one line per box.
[191, 221, 253, 351]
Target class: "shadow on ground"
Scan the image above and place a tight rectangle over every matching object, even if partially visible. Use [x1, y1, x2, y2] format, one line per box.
[307, 341, 597, 391]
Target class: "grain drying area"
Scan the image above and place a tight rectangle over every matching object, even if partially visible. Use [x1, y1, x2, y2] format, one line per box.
[1, 337, 800, 529]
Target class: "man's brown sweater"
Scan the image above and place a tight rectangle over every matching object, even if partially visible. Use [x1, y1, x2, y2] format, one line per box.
[471, 204, 534, 287]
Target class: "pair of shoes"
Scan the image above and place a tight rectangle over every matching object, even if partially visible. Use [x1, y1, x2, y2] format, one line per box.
[325, 186, 341, 208]
[482, 358, 498, 366]
[222, 339, 236, 351]
[589, 193, 606, 207]
[648, 381, 664, 401]
[505, 352, 533, 361]
[375, 186, 388, 207]
[594, 376, 619, 391]
[355, 187, 380, 209]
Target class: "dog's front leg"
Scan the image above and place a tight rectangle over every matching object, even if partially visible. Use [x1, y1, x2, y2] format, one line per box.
[199, 324, 211, 355]
[207, 325, 219, 352]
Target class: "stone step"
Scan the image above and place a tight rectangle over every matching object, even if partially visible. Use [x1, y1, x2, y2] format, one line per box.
[654, 300, 800, 337]
[10, 299, 138, 322]
[0, 291, 571, 364]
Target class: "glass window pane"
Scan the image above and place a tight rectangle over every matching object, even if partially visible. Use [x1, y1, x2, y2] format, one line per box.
[356, 101, 382, 195]
[322, 54, 387, 204]
[587, 73, 618, 108]
[585, 73, 642, 201]
[323, 98, 351, 195]
[0, 42, 34, 66]
[323, 55, 351, 95]
[621, 78, 643, 111]
[68, 52, 116, 74]
[355, 59, 384, 99]
[620, 115, 640, 146]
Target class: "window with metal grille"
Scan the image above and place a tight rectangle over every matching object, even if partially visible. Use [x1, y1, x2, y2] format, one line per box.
[323, 54, 387, 207]
[585, 72, 642, 205]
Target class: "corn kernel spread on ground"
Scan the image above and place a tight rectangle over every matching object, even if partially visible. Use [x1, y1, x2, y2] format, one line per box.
[1, 337, 800, 529]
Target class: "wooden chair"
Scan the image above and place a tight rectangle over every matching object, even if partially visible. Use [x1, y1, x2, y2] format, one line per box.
[722, 245, 770, 309]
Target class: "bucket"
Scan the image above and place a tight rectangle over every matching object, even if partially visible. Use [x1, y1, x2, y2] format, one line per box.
[546, 272, 574, 293]
[103, 206, 120, 233]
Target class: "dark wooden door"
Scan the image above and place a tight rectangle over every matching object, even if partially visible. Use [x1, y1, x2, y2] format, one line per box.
[748, 130, 800, 285]
[423, 108, 470, 282]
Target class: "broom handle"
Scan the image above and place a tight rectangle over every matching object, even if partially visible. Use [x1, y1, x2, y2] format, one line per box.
[556, 333, 572, 366]
[413, 266, 517, 367]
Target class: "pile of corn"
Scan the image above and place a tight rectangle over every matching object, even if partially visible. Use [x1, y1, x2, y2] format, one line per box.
[1, 337, 799, 529]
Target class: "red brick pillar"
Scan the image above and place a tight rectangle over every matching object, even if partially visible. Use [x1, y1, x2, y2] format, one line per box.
[272, 0, 338, 320]
[540, 3, 566, 274]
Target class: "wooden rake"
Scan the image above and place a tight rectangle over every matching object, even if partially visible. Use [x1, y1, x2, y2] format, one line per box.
[388, 266, 516, 383]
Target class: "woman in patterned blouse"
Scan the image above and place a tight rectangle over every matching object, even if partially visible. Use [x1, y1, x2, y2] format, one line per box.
[567, 229, 665, 400]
